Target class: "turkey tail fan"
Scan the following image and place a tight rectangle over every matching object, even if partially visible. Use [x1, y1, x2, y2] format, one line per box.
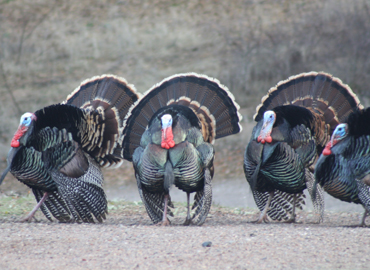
[63, 74, 141, 167]
[122, 73, 243, 161]
[254, 71, 363, 133]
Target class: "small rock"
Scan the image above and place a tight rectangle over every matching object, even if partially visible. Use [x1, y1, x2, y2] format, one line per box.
[202, 241, 212, 247]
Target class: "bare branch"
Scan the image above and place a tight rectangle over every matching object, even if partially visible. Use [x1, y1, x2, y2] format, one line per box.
[0, 62, 22, 115]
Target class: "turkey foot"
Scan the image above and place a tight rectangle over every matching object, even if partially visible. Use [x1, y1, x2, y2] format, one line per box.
[156, 219, 171, 226]
[344, 210, 369, 227]
[283, 195, 299, 223]
[183, 219, 193, 226]
[359, 210, 369, 227]
[21, 215, 39, 223]
[251, 191, 273, 223]
[283, 214, 297, 223]
[251, 213, 270, 223]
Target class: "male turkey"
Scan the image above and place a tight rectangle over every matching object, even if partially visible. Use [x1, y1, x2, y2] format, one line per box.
[0, 75, 140, 223]
[122, 73, 242, 226]
[244, 71, 362, 223]
[314, 107, 370, 226]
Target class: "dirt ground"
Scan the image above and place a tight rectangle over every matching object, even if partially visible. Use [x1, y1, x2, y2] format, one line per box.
[0, 201, 369, 270]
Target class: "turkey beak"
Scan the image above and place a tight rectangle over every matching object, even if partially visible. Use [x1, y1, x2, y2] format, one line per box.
[261, 120, 271, 133]
[161, 114, 175, 149]
[163, 126, 169, 139]
[330, 136, 335, 148]
[262, 112, 275, 132]
[161, 114, 173, 138]
[258, 112, 275, 144]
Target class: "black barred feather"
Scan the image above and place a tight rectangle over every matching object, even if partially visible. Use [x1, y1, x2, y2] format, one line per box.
[128, 73, 241, 225]
[32, 189, 72, 222]
[315, 107, 370, 225]
[138, 187, 175, 224]
[51, 154, 107, 223]
[1, 74, 139, 223]
[245, 72, 361, 223]
[10, 146, 57, 191]
[191, 168, 212, 225]
[35, 190, 73, 223]
[251, 191, 306, 221]
[305, 169, 324, 223]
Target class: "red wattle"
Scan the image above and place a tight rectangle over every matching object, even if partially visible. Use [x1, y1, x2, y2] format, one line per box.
[257, 135, 272, 144]
[322, 141, 332, 156]
[11, 139, 20, 148]
[265, 136, 272, 143]
[10, 127, 26, 148]
[161, 127, 175, 149]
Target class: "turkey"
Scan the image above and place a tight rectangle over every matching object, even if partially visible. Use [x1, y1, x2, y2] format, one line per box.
[122, 73, 242, 226]
[0, 75, 140, 223]
[244, 71, 362, 223]
[314, 107, 370, 226]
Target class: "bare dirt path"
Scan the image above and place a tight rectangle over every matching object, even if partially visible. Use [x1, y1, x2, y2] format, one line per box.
[0, 201, 368, 270]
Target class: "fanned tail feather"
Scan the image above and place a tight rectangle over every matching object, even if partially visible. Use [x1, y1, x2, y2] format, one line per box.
[63, 74, 141, 167]
[254, 71, 363, 132]
[122, 73, 242, 161]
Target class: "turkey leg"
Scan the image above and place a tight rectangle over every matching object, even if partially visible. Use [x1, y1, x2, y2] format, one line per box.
[183, 192, 192, 225]
[254, 191, 274, 223]
[284, 194, 297, 223]
[159, 194, 171, 226]
[21, 192, 49, 222]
